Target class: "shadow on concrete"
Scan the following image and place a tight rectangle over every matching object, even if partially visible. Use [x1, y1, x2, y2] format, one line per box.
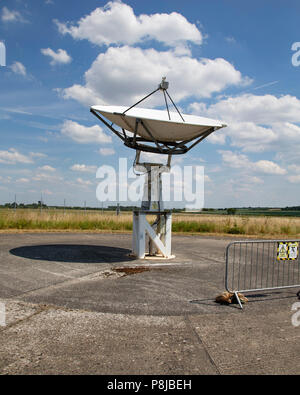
[246, 291, 297, 303]
[190, 291, 298, 310]
[190, 298, 239, 310]
[10, 244, 134, 264]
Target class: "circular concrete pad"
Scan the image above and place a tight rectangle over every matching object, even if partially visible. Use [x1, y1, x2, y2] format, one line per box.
[0, 233, 230, 315]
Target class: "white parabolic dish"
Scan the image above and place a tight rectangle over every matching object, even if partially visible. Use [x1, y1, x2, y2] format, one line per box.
[91, 105, 227, 143]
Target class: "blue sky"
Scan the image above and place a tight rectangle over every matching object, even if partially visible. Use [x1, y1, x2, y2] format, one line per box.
[1, 0, 300, 208]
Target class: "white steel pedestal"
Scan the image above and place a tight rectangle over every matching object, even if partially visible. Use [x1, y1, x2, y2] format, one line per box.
[132, 210, 173, 259]
[131, 151, 174, 259]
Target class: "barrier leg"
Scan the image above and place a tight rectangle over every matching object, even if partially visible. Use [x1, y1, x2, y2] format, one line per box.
[234, 291, 244, 310]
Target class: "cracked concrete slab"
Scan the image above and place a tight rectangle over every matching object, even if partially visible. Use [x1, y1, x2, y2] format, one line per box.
[0, 232, 299, 375]
[0, 304, 217, 375]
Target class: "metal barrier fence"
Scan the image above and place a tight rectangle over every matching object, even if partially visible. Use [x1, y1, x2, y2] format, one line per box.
[225, 240, 300, 309]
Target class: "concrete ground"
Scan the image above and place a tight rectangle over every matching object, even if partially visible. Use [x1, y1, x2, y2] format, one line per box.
[0, 232, 299, 375]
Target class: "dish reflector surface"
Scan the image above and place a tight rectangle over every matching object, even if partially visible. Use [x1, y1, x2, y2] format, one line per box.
[91, 105, 226, 143]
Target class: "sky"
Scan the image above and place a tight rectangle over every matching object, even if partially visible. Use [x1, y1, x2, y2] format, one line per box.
[1, 0, 300, 208]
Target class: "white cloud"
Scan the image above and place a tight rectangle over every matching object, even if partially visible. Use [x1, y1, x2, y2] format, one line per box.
[0, 148, 33, 165]
[219, 150, 250, 169]
[98, 148, 115, 156]
[287, 164, 300, 184]
[254, 160, 286, 175]
[1, 7, 27, 23]
[10, 61, 27, 76]
[61, 120, 112, 144]
[219, 150, 286, 175]
[42, 189, 53, 195]
[273, 122, 300, 142]
[62, 84, 102, 107]
[17, 178, 30, 183]
[30, 152, 47, 159]
[216, 121, 277, 152]
[76, 177, 93, 186]
[194, 94, 300, 124]
[190, 94, 300, 154]
[41, 48, 72, 65]
[70, 164, 97, 173]
[207, 130, 227, 145]
[38, 165, 56, 172]
[33, 173, 63, 182]
[225, 36, 236, 44]
[55, 1, 202, 49]
[226, 176, 263, 194]
[63, 46, 250, 107]
[246, 176, 264, 185]
[288, 175, 300, 184]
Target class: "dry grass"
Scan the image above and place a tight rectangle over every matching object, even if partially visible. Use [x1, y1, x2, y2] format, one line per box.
[1, 209, 300, 237]
[172, 214, 300, 236]
[0, 209, 132, 231]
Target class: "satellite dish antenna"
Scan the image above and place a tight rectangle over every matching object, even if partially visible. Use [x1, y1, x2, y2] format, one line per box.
[91, 78, 227, 259]
[91, 77, 226, 155]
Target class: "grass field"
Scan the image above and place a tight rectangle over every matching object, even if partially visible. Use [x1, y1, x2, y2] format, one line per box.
[1, 208, 300, 237]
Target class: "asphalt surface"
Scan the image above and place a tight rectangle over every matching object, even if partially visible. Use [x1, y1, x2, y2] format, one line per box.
[0, 232, 299, 375]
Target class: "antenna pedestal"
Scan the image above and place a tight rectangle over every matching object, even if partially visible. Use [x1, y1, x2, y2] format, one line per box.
[131, 152, 174, 259]
[132, 210, 172, 259]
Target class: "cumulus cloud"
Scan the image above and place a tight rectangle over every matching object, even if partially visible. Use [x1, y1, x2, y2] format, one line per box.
[56, 2, 250, 109]
[70, 164, 97, 173]
[10, 61, 27, 76]
[193, 94, 300, 124]
[33, 173, 63, 182]
[29, 152, 47, 159]
[219, 150, 286, 175]
[245, 176, 264, 185]
[190, 94, 300, 154]
[1, 7, 27, 23]
[61, 120, 112, 144]
[76, 177, 93, 187]
[41, 48, 72, 65]
[0, 148, 33, 165]
[63, 46, 250, 107]
[98, 148, 115, 156]
[225, 36, 236, 44]
[288, 175, 300, 183]
[38, 165, 56, 172]
[55, 1, 202, 49]
[220, 122, 277, 152]
[225, 175, 265, 195]
[287, 164, 300, 184]
[254, 160, 286, 175]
